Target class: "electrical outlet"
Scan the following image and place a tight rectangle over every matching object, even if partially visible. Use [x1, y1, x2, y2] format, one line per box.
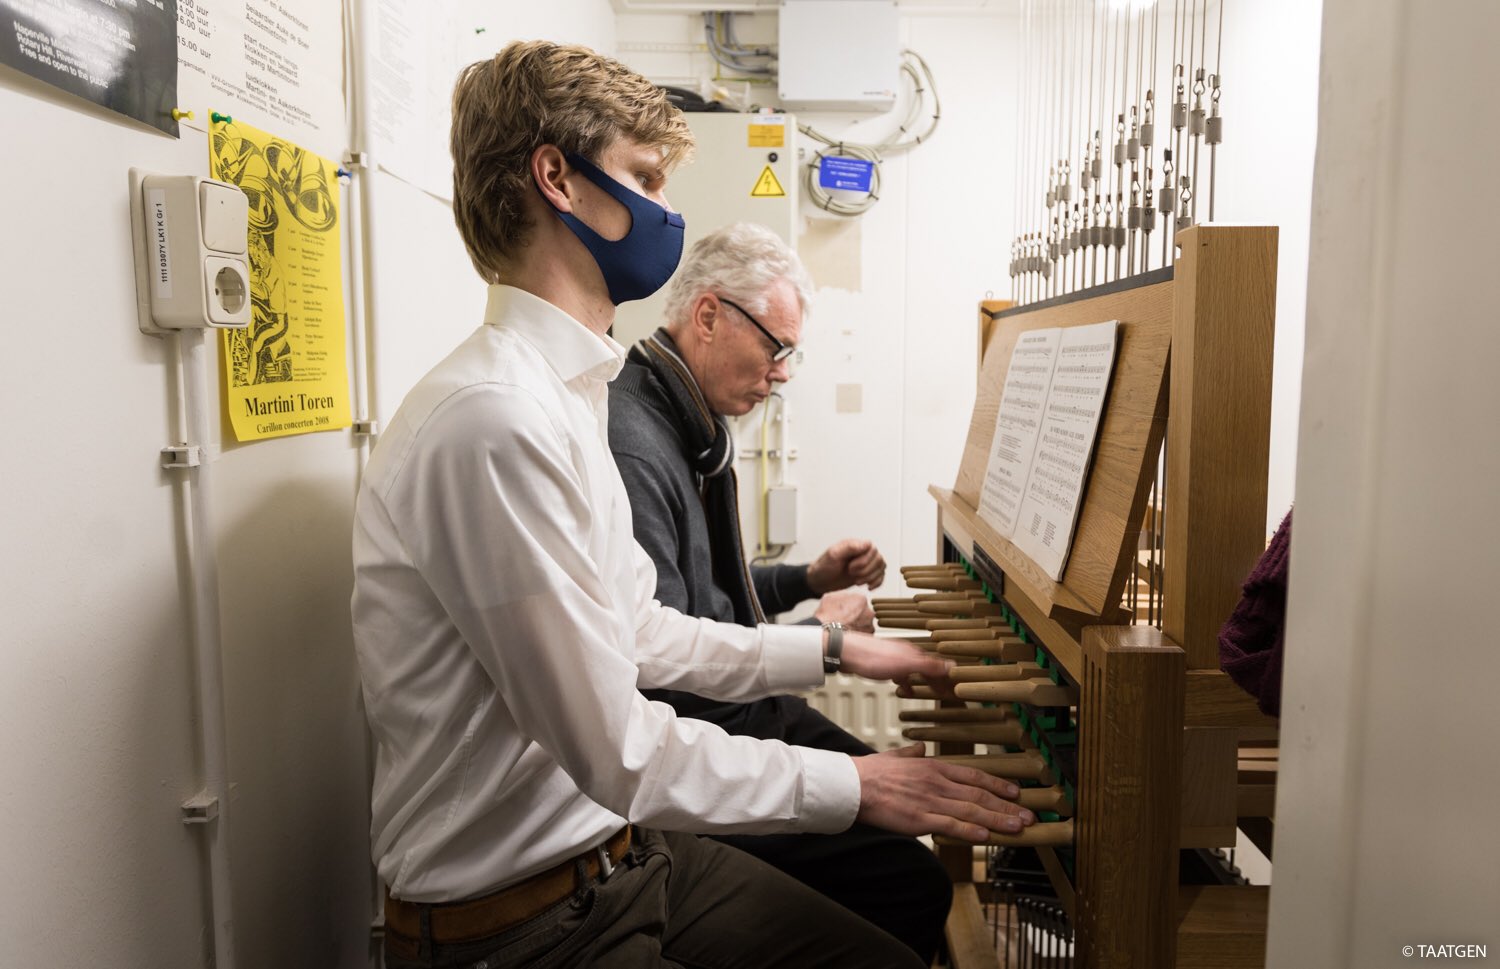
[129, 168, 251, 334]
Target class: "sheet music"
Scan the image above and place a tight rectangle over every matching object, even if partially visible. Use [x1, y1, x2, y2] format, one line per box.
[978, 328, 1061, 536]
[1011, 320, 1121, 580]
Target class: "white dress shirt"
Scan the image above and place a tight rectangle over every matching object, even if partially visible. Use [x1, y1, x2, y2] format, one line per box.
[352, 285, 861, 902]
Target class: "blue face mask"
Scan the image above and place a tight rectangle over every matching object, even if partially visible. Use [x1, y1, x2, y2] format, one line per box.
[549, 152, 686, 305]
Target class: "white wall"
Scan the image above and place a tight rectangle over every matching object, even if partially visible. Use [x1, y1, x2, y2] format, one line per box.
[1270, 1, 1500, 965]
[615, 10, 1019, 597]
[366, 0, 618, 427]
[0, 2, 617, 966]
[1211, 0, 1322, 533]
[615, 1, 1317, 597]
[0, 68, 371, 967]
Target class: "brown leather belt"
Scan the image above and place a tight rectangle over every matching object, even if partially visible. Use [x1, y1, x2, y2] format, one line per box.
[385, 825, 632, 945]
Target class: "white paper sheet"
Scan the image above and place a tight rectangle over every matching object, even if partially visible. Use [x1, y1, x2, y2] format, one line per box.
[363, 0, 459, 199]
[175, 0, 346, 161]
[1010, 320, 1120, 581]
[978, 327, 1061, 537]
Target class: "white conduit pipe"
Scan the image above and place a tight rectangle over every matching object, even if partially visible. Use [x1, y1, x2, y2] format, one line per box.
[170, 329, 237, 969]
[346, 156, 375, 476]
[347, 0, 379, 475]
[348, 0, 385, 939]
[778, 394, 791, 487]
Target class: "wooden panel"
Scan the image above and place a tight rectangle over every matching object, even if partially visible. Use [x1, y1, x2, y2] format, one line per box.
[1075, 626, 1186, 969]
[946, 883, 1002, 969]
[1237, 782, 1277, 818]
[978, 299, 1012, 371]
[950, 280, 1173, 619]
[1184, 670, 1281, 740]
[1180, 727, 1239, 848]
[1175, 886, 1269, 969]
[1163, 226, 1279, 669]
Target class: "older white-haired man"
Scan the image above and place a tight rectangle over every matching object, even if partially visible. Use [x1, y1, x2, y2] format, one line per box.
[608, 222, 953, 963]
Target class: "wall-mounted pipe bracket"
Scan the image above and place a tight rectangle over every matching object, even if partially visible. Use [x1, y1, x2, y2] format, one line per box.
[181, 793, 220, 825]
[161, 445, 202, 469]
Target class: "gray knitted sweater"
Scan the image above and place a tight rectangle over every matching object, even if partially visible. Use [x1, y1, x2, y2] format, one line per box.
[607, 360, 817, 628]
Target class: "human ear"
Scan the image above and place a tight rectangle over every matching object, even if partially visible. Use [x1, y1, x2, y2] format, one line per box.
[530, 145, 573, 212]
[693, 293, 720, 344]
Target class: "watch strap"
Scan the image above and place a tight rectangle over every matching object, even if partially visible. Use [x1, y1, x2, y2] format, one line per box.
[822, 622, 846, 674]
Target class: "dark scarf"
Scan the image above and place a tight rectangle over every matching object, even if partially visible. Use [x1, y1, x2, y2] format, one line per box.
[627, 329, 766, 625]
[1217, 509, 1292, 717]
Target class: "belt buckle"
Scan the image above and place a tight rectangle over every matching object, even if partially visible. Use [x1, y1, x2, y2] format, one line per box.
[595, 842, 615, 882]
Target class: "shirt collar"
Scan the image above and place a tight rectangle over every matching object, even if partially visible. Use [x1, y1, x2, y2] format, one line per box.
[483, 285, 625, 384]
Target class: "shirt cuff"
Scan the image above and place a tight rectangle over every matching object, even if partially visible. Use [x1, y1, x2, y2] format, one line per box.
[758, 623, 825, 694]
[793, 746, 862, 833]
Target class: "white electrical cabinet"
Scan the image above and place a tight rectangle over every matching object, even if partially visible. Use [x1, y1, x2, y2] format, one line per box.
[777, 0, 899, 113]
[611, 111, 800, 348]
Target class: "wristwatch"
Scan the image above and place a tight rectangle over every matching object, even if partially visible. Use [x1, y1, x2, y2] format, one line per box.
[821, 621, 846, 674]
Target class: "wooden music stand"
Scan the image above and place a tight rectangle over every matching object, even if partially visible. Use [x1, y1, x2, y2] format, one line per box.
[929, 225, 1281, 969]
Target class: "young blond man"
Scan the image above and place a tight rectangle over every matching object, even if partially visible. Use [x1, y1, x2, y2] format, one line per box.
[352, 41, 1032, 968]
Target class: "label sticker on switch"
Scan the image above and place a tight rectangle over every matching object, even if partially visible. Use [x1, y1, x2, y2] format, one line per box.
[148, 188, 173, 300]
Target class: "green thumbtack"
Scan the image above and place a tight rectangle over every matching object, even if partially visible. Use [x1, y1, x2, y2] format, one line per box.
[211, 111, 232, 124]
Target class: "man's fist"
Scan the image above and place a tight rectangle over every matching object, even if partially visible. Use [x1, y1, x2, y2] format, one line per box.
[807, 538, 887, 593]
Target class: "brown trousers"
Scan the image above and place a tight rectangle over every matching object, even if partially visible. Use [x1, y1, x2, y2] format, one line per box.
[384, 828, 926, 969]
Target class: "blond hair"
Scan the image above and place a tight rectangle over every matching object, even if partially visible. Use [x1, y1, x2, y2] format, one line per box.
[450, 41, 694, 282]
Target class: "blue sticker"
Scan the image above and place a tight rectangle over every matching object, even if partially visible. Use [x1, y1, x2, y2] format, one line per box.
[818, 156, 875, 192]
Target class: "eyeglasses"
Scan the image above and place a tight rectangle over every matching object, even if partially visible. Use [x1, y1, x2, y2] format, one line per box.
[719, 297, 796, 363]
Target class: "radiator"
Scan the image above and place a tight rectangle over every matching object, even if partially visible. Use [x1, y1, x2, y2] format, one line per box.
[803, 674, 930, 751]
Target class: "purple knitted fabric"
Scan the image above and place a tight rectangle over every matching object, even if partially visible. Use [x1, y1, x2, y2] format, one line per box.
[1216, 509, 1293, 717]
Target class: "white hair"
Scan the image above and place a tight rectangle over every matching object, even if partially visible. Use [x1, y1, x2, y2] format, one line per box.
[663, 222, 814, 328]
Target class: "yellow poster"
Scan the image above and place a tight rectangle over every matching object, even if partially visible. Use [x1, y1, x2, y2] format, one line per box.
[208, 116, 351, 442]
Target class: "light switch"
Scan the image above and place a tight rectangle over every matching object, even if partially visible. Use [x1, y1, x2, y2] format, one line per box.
[835, 383, 863, 414]
[199, 182, 249, 254]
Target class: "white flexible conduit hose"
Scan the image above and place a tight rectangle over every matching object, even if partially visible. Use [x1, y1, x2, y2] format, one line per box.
[169, 329, 237, 969]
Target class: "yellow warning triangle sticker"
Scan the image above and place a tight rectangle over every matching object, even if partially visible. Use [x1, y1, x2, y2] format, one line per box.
[750, 165, 786, 198]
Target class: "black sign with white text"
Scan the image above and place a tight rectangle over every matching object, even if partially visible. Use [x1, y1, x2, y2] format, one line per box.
[1, 0, 178, 135]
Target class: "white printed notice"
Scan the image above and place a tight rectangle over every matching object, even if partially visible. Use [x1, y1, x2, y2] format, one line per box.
[978, 320, 1120, 581]
[978, 328, 1061, 536]
[363, 0, 460, 199]
[175, 0, 345, 161]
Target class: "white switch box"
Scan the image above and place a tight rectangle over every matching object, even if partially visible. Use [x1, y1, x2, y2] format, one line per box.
[778, 1, 898, 113]
[129, 168, 252, 334]
[768, 485, 799, 546]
